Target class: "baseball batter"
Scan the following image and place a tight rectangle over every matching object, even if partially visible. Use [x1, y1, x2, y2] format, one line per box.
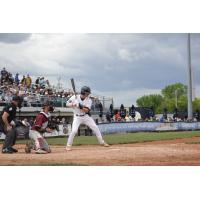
[66, 86, 109, 151]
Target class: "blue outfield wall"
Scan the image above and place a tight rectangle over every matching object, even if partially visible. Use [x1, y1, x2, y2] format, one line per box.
[98, 122, 200, 134]
[1, 122, 200, 140]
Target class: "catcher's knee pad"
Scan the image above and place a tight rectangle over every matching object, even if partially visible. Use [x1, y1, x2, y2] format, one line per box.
[37, 137, 50, 152]
[37, 137, 45, 148]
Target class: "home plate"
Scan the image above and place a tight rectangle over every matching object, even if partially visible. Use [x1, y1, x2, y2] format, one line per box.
[109, 148, 120, 151]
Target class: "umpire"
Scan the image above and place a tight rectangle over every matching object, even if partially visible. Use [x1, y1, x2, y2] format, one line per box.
[0, 95, 23, 153]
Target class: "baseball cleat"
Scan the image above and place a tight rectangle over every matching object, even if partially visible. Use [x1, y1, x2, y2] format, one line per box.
[102, 143, 110, 147]
[2, 147, 14, 154]
[66, 146, 72, 151]
[35, 149, 47, 154]
[10, 147, 18, 153]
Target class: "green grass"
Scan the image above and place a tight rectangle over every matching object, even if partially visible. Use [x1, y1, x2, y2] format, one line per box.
[1, 131, 199, 146]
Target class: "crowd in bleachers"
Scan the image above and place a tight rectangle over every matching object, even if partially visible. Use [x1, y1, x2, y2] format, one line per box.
[2, 67, 198, 124]
[102, 103, 200, 123]
[0, 67, 74, 107]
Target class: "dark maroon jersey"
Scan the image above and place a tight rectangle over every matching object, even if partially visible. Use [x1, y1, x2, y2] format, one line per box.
[31, 112, 50, 131]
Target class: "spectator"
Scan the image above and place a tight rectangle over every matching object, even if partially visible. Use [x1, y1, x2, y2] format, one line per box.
[21, 75, 26, 86]
[120, 104, 126, 119]
[61, 117, 66, 124]
[159, 115, 165, 122]
[4, 90, 12, 103]
[125, 113, 132, 122]
[35, 77, 40, 88]
[106, 111, 111, 123]
[135, 111, 142, 121]
[130, 105, 136, 118]
[1, 67, 8, 85]
[114, 111, 121, 122]
[8, 73, 14, 84]
[1, 67, 7, 77]
[23, 93, 31, 107]
[39, 77, 46, 88]
[99, 102, 103, 118]
[26, 74, 32, 88]
[109, 104, 114, 118]
[15, 73, 20, 85]
[46, 79, 50, 87]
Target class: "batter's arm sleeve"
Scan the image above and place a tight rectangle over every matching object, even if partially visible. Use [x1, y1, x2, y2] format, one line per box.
[85, 98, 92, 110]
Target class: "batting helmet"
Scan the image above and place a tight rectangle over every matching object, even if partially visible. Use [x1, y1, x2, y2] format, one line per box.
[81, 86, 91, 95]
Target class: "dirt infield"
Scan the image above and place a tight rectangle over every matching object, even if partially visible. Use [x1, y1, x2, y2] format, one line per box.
[1, 137, 200, 165]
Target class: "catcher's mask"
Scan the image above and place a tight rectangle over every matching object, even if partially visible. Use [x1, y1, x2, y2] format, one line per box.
[43, 101, 54, 112]
[12, 95, 24, 108]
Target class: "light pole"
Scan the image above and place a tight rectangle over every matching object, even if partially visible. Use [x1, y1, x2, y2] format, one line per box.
[187, 33, 193, 120]
[175, 89, 178, 108]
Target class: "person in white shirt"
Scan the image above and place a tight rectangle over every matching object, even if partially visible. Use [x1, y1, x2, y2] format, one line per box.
[125, 113, 132, 122]
[65, 86, 109, 151]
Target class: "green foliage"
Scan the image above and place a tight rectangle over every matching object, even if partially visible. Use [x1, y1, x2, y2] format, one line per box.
[161, 82, 187, 99]
[178, 95, 188, 111]
[193, 98, 200, 111]
[161, 98, 176, 113]
[136, 94, 163, 113]
[136, 83, 190, 113]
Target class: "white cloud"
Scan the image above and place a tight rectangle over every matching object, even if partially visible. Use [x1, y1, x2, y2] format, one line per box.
[118, 49, 132, 61]
[0, 33, 199, 105]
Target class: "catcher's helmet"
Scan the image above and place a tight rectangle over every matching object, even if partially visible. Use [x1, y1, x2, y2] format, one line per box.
[42, 100, 54, 112]
[81, 86, 91, 95]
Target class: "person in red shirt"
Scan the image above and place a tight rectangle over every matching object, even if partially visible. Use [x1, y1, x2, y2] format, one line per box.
[114, 111, 122, 122]
[25, 101, 54, 154]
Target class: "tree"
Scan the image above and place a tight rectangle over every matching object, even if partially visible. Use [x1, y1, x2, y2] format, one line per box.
[161, 83, 187, 112]
[136, 83, 200, 114]
[193, 98, 200, 111]
[136, 83, 188, 114]
[136, 94, 163, 113]
[161, 82, 187, 99]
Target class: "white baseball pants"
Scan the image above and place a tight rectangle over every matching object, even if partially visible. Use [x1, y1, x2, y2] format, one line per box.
[29, 130, 50, 151]
[67, 115, 105, 146]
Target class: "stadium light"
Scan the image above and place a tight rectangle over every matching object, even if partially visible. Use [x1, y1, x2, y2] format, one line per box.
[187, 33, 193, 120]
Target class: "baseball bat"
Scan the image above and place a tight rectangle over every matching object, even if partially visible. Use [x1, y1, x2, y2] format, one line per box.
[70, 78, 77, 98]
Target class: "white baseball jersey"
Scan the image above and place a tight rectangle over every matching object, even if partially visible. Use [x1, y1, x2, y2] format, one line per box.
[66, 95, 92, 115]
[66, 94, 106, 146]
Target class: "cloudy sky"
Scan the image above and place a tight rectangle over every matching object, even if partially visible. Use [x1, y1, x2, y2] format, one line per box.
[0, 33, 199, 106]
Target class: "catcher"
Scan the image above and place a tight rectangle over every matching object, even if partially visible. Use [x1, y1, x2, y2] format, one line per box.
[25, 101, 54, 154]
